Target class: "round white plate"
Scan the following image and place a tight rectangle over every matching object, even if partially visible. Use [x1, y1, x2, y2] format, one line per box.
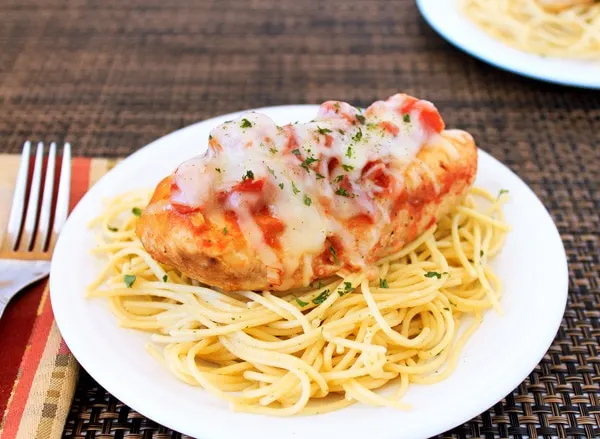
[50, 105, 568, 439]
[417, 0, 600, 89]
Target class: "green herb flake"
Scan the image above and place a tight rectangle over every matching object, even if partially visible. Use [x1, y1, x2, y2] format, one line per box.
[296, 297, 309, 307]
[300, 156, 319, 172]
[215, 167, 221, 173]
[291, 181, 300, 195]
[291, 148, 301, 156]
[312, 289, 330, 305]
[316, 172, 325, 180]
[352, 128, 363, 142]
[124, 274, 136, 288]
[279, 182, 284, 190]
[342, 164, 354, 172]
[162, 275, 168, 282]
[107, 225, 118, 232]
[329, 246, 338, 264]
[403, 114, 411, 123]
[223, 227, 228, 235]
[304, 194, 312, 206]
[208, 134, 213, 140]
[333, 102, 341, 111]
[443, 307, 450, 311]
[424, 271, 442, 279]
[338, 281, 353, 296]
[269, 147, 277, 154]
[480, 250, 484, 257]
[242, 170, 255, 181]
[317, 126, 332, 135]
[335, 188, 350, 197]
[498, 189, 509, 198]
[240, 118, 253, 128]
[266, 166, 276, 177]
[337, 129, 345, 135]
[346, 146, 353, 158]
[355, 114, 366, 125]
[335, 175, 344, 183]
[132, 207, 142, 217]
[379, 278, 389, 288]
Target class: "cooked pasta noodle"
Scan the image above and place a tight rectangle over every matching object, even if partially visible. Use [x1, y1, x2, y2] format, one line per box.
[461, 0, 600, 59]
[87, 187, 509, 416]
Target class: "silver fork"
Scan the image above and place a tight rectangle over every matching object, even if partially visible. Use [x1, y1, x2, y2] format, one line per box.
[0, 141, 71, 318]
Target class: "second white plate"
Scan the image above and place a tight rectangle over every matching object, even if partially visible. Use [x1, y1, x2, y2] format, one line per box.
[417, 0, 600, 89]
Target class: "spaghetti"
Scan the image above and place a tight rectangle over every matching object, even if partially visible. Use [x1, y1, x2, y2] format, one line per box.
[461, 0, 600, 59]
[87, 187, 509, 416]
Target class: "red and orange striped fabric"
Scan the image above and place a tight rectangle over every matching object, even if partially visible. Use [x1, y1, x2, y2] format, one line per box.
[0, 156, 118, 439]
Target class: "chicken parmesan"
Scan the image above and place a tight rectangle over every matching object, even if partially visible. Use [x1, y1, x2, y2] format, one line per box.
[136, 94, 478, 291]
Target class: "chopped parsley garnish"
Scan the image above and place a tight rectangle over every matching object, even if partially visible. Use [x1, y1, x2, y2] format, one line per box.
[162, 275, 168, 282]
[346, 146, 353, 158]
[316, 172, 325, 180]
[337, 129, 345, 135]
[335, 188, 350, 197]
[335, 175, 344, 183]
[223, 227, 228, 235]
[312, 289, 330, 305]
[338, 281, 353, 296]
[317, 126, 332, 135]
[304, 194, 312, 206]
[480, 250, 484, 257]
[329, 246, 338, 264]
[296, 297, 309, 307]
[333, 102, 341, 111]
[355, 114, 366, 125]
[379, 278, 389, 288]
[443, 307, 450, 311]
[352, 128, 363, 142]
[132, 207, 142, 217]
[342, 164, 354, 172]
[269, 147, 277, 154]
[124, 274, 136, 288]
[240, 118, 253, 128]
[291, 148, 301, 155]
[291, 181, 300, 195]
[424, 271, 442, 279]
[242, 170, 254, 180]
[300, 156, 319, 172]
[208, 134, 213, 140]
[107, 225, 118, 232]
[215, 167, 221, 173]
[279, 182, 284, 190]
[498, 189, 509, 198]
[266, 166, 276, 177]
[403, 114, 411, 123]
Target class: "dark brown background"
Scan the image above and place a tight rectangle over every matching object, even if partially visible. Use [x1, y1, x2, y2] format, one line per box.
[1, 0, 598, 438]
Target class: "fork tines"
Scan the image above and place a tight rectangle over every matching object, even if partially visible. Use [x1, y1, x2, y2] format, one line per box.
[3, 141, 71, 254]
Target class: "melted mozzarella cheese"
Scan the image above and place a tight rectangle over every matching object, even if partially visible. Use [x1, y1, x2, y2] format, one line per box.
[172, 94, 442, 286]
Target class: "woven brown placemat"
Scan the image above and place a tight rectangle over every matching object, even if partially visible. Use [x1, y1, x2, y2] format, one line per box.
[0, 0, 598, 438]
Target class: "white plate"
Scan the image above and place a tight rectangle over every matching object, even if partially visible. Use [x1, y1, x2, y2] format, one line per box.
[417, 0, 600, 89]
[50, 105, 568, 439]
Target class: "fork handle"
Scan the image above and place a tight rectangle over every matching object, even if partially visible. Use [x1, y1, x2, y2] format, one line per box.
[0, 259, 51, 319]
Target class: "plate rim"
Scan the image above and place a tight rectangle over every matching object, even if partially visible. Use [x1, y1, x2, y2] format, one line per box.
[416, 0, 600, 89]
[50, 104, 569, 439]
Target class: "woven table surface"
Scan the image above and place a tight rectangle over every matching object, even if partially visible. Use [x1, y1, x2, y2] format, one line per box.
[1, 0, 598, 438]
